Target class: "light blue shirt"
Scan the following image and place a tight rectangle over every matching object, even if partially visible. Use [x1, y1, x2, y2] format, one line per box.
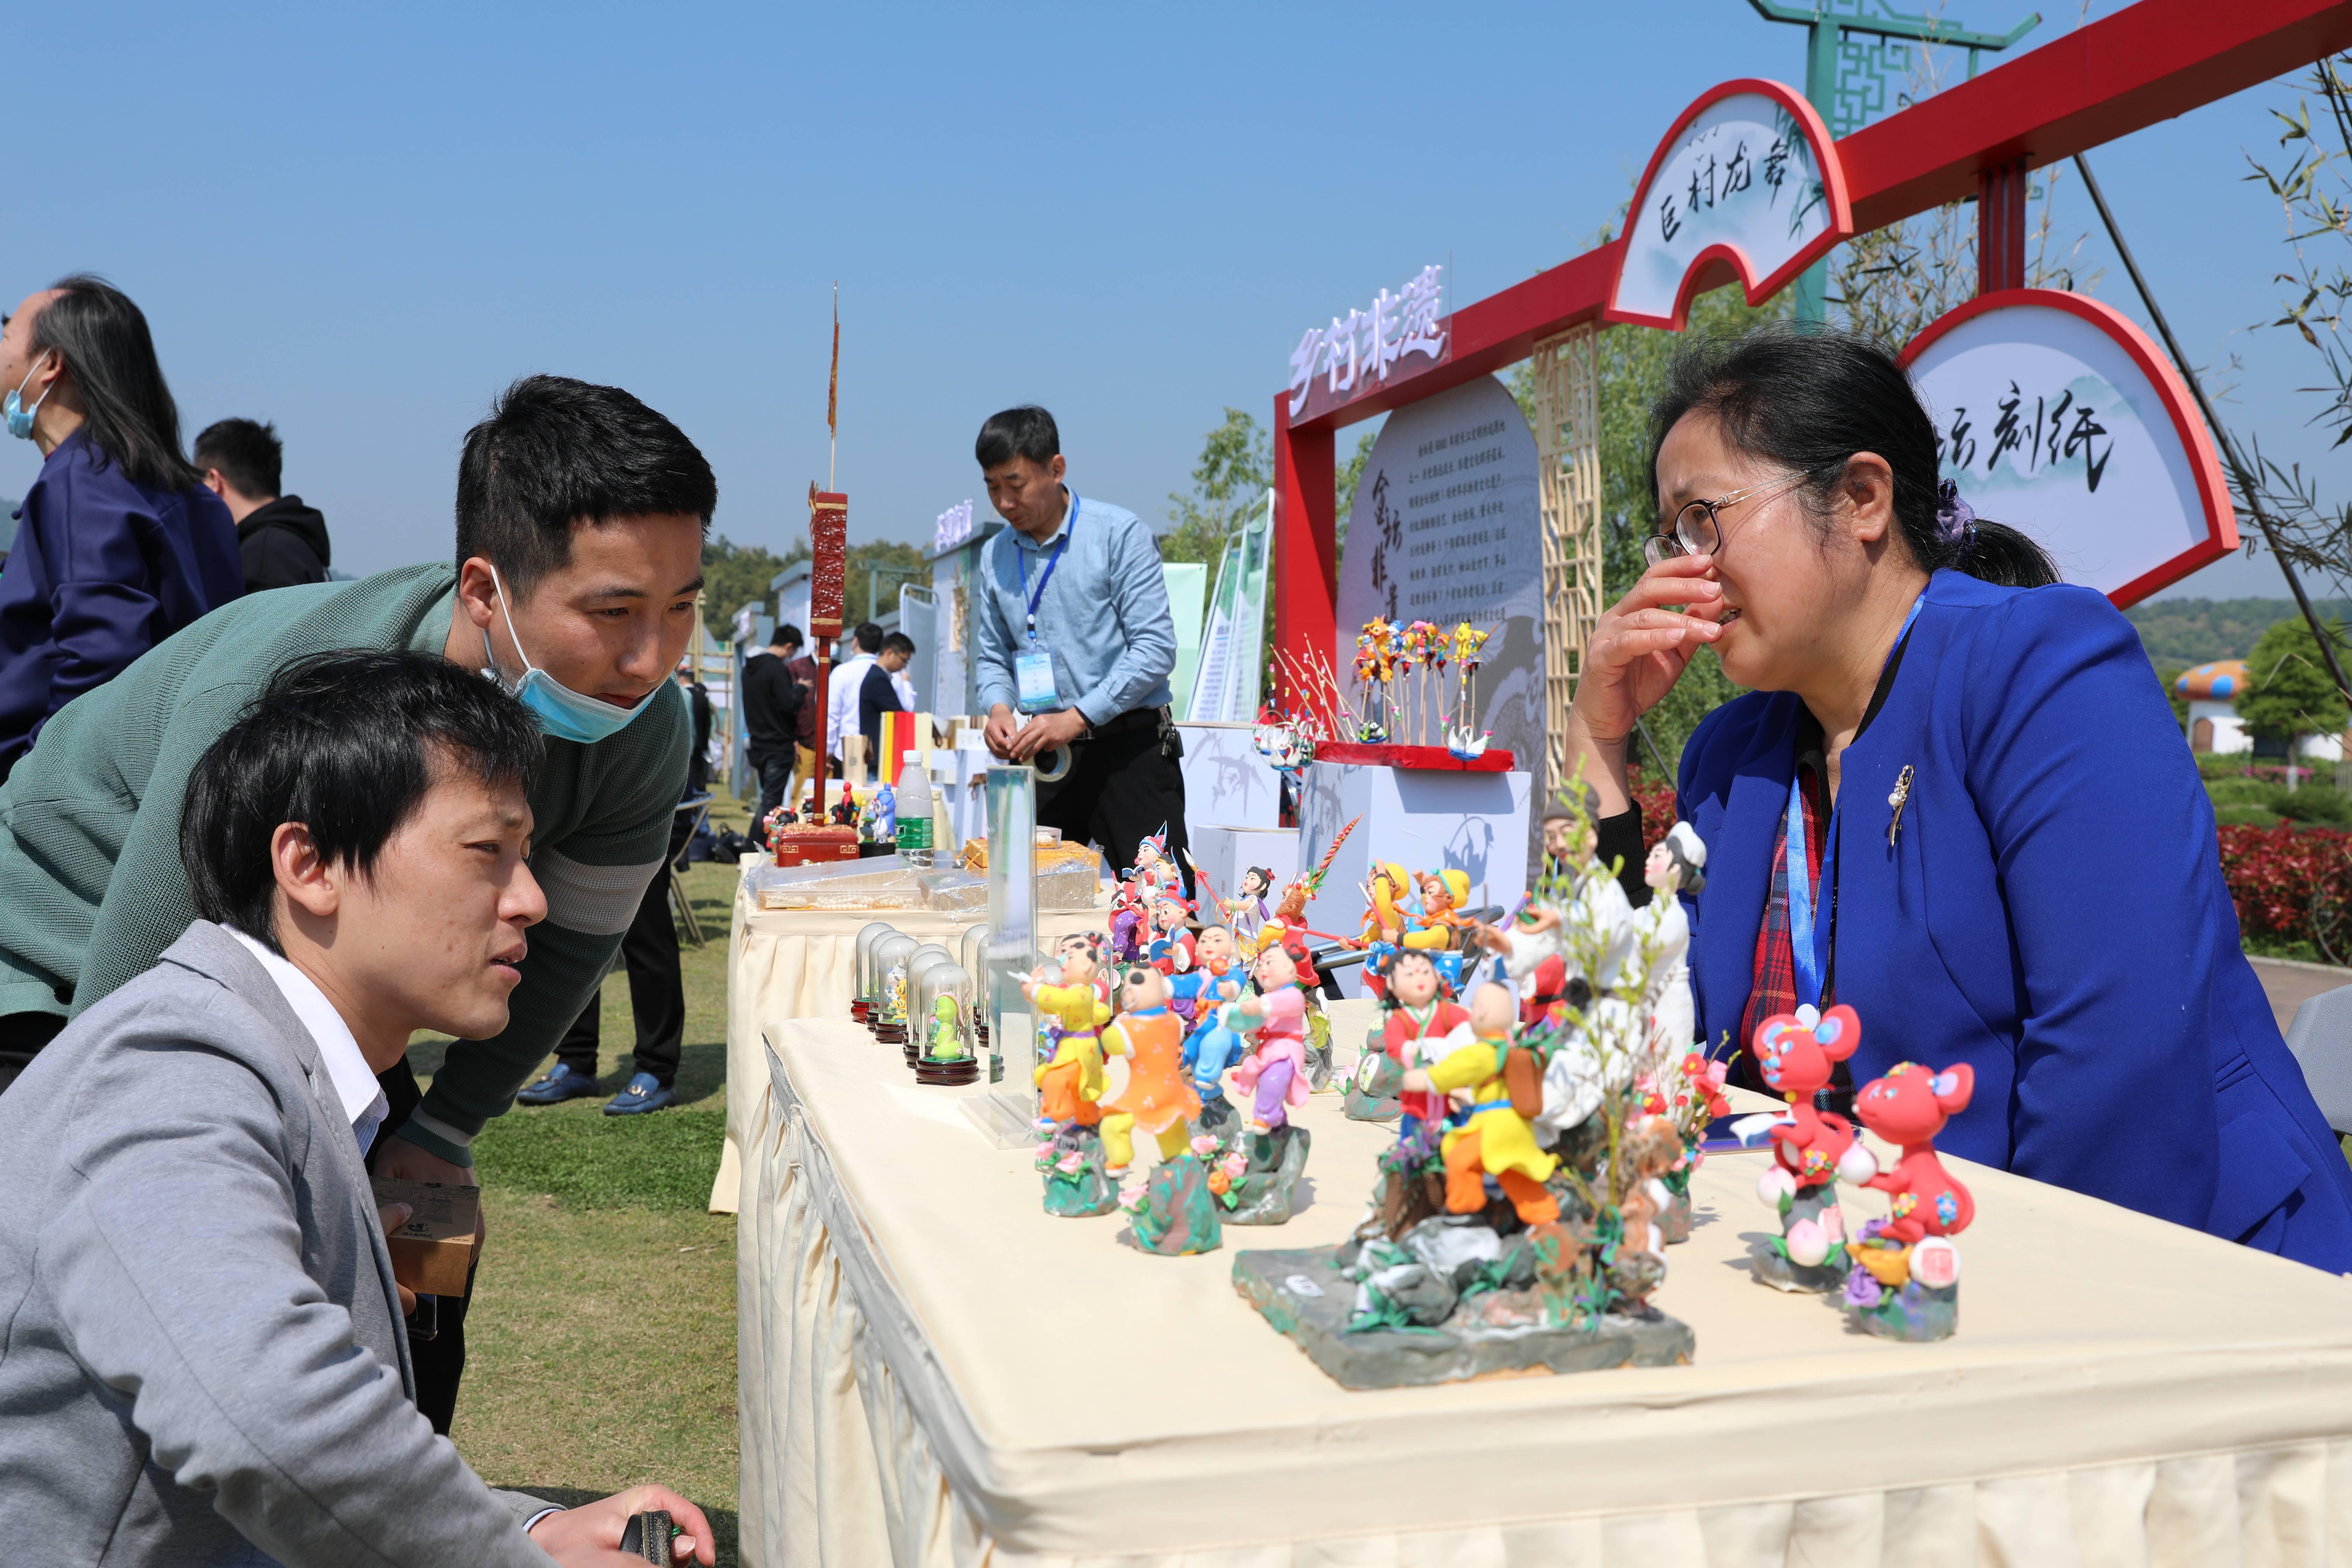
[972, 490, 1176, 725]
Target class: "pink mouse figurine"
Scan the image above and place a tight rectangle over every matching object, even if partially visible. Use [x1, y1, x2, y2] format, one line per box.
[1850, 1062, 1975, 1245]
[1751, 1005, 1861, 1189]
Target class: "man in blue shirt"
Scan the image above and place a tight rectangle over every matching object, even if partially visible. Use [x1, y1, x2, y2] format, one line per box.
[972, 406, 1188, 889]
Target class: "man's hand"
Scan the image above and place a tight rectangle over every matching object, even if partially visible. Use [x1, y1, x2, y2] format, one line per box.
[527, 1486, 716, 1566]
[373, 1132, 486, 1263]
[1009, 707, 1086, 762]
[983, 704, 1022, 760]
[374, 1203, 417, 1317]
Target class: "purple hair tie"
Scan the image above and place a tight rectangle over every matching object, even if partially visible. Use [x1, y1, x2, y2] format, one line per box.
[1935, 478, 1976, 545]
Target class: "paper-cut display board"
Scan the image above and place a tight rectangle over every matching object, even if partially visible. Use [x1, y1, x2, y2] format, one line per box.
[1900, 289, 2237, 607]
[1609, 79, 1851, 330]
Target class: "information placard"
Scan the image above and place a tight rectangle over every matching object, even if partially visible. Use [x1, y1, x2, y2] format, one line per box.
[1332, 374, 1543, 773]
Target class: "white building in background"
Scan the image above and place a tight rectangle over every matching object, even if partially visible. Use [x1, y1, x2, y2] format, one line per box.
[2176, 659, 2345, 762]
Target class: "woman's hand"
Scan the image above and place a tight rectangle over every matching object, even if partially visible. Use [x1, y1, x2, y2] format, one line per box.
[1574, 556, 1724, 747]
[1563, 556, 1724, 814]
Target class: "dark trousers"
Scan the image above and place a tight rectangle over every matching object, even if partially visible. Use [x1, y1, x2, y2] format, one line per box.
[748, 745, 793, 844]
[1036, 712, 1192, 896]
[554, 862, 685, 1087]
[369, 1055, 471, 1435]
[0, 1009, 66, 1096]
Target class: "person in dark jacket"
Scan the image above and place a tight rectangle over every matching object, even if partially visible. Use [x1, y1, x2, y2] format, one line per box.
[859, 631, 915, 753]
[741, 623, 805, 842]
[0, 276, 242, 782]
[676, 660, 714, 796]
[193, 416, 331, 593]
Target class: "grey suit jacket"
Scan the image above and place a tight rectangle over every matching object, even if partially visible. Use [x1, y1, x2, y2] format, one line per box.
[0, 920, 554, 1565]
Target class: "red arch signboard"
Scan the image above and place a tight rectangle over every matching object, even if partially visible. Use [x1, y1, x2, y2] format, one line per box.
[1606, 79, 1852, 331]
[1269, 0, 2352, 673]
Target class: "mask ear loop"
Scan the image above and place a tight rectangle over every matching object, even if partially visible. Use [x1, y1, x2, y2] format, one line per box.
[478, 565, 541, 684]
[13, 349, 54, 419]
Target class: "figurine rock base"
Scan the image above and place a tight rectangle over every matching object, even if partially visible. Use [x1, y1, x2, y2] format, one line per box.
[1749, 1185, 1848, 1294]
[1847, 1278, 1959, 1341]
[1038, 1129, 1119, 1218]
[1232, 1247, 1693, 1390]
[1189, 1096, 1241, 1150]
[1122, 1155, 1222, 1255]
[1220, 1124, 1311, 1226]
[1660, 1180, 1694, 1246]
[1345, 1044, 1403, 1124]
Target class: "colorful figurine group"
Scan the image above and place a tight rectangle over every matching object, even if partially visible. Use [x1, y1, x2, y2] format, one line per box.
[1344, 617, 1493, 748]
[1228, 791, 1720, 1387]
[1016, 914, 1326, 1254]
[1741, 1004, 1976, 1340]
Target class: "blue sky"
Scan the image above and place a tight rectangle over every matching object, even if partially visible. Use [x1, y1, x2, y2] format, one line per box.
[1, 0, 2339, 602]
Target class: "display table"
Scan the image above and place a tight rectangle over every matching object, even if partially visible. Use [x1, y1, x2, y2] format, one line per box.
[713, 863, 1108, 1212]
[735, 1014, 2352, 1566]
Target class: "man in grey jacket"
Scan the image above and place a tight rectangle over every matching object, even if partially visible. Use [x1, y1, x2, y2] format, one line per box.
[0, 650, 712, 1565]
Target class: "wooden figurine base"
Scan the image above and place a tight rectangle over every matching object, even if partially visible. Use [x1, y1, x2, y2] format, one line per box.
[1233, 1247, 1693, 1391]
[914, 1057, 979, 1086]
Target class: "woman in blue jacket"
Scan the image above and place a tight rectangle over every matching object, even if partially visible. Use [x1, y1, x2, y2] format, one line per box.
[0, 276, 241, 782]
[1570, 325, 2352, 1272]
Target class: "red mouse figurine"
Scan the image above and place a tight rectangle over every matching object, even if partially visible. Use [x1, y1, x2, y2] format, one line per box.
[1850, 1062, 1975, 1244]
[1750, 1005, 1862, 1189]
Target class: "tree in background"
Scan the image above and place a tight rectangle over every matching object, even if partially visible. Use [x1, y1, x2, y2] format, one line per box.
[2236, 55, 2352, 624]
[698, 534, 929, 642]
[701, 536, 795, 642]
[1159, 407, 1270, 568]
[2241, 615, 2351, 751]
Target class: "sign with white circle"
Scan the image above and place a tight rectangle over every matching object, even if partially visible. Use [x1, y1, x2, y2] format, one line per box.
[1899, 289, 2237, 606]
[1608, 79, 1851, 331]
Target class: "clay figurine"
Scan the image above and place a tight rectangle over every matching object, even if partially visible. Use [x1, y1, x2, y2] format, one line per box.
[1841, 1061, 1975, 1341]
[1100, 967, 1220, 1254]
[1020, 946, 1118, 1217]
[916, 994, 977, 1086]
[1182, 1001, 1250, 1147]
[1636, 822, 1706, 1061]
[1356, 948, 1469, 1128]
[1225, 940, 1314, 1135]
[1169, 923, 1242, 1029]
[1401, 982, 1559, 1229]
[1746, 1006, 1864, 1293]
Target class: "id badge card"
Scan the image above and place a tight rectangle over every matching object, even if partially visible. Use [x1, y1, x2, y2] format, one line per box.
[1015, 645, 1063, 715]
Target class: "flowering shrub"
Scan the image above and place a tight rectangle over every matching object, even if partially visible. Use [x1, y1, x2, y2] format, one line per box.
[1626, 774, 1678, 858]
[2217, 822, 2352, 960]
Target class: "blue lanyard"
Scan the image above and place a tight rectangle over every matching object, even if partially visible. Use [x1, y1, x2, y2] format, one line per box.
[1017, 494, 1080, 643]
[1785, 593, 1924, 1010]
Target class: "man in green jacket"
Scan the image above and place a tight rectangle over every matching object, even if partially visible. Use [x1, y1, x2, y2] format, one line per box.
[0, 373, 711, 1429]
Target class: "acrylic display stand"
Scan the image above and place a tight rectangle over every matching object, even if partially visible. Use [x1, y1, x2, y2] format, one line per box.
[964, 765, 1043, 1148]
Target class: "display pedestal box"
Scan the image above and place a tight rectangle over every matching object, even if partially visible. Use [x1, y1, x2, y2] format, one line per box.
[1294, 757, 1530, 998]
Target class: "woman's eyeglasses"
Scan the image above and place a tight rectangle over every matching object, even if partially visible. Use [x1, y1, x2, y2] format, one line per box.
[1643, 473, 1809, 567]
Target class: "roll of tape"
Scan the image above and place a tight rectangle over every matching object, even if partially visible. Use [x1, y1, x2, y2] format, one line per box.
[1033, 744, 1073, 783]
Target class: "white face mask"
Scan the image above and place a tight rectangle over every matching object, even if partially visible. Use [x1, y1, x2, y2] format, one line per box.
[478, 565, 663, 745]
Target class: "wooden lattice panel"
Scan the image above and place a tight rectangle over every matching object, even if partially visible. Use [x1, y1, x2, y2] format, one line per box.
[1530, 323, 1606, 790]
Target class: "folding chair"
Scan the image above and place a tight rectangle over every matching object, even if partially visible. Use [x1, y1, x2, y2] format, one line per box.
[2285, 982, 2352, 1137]
[670, 792, 715, 947]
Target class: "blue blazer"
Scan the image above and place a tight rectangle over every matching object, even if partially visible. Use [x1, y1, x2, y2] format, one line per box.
[1676, 569, 2352, 1272]
[0, 430, 241, 772]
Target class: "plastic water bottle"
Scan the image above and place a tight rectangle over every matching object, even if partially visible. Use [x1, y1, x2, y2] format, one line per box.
[895, 762, 935, 866]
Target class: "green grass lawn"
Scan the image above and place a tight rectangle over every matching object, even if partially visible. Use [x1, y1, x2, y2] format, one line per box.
[407, 789, 750, 1563]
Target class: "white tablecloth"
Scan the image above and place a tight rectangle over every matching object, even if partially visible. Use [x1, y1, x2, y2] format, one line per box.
[732, 1015, 2352, 1566]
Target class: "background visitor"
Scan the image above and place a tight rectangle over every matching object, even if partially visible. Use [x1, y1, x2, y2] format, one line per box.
[0, 276, 241, 782]
[193, 416, 331, 593]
